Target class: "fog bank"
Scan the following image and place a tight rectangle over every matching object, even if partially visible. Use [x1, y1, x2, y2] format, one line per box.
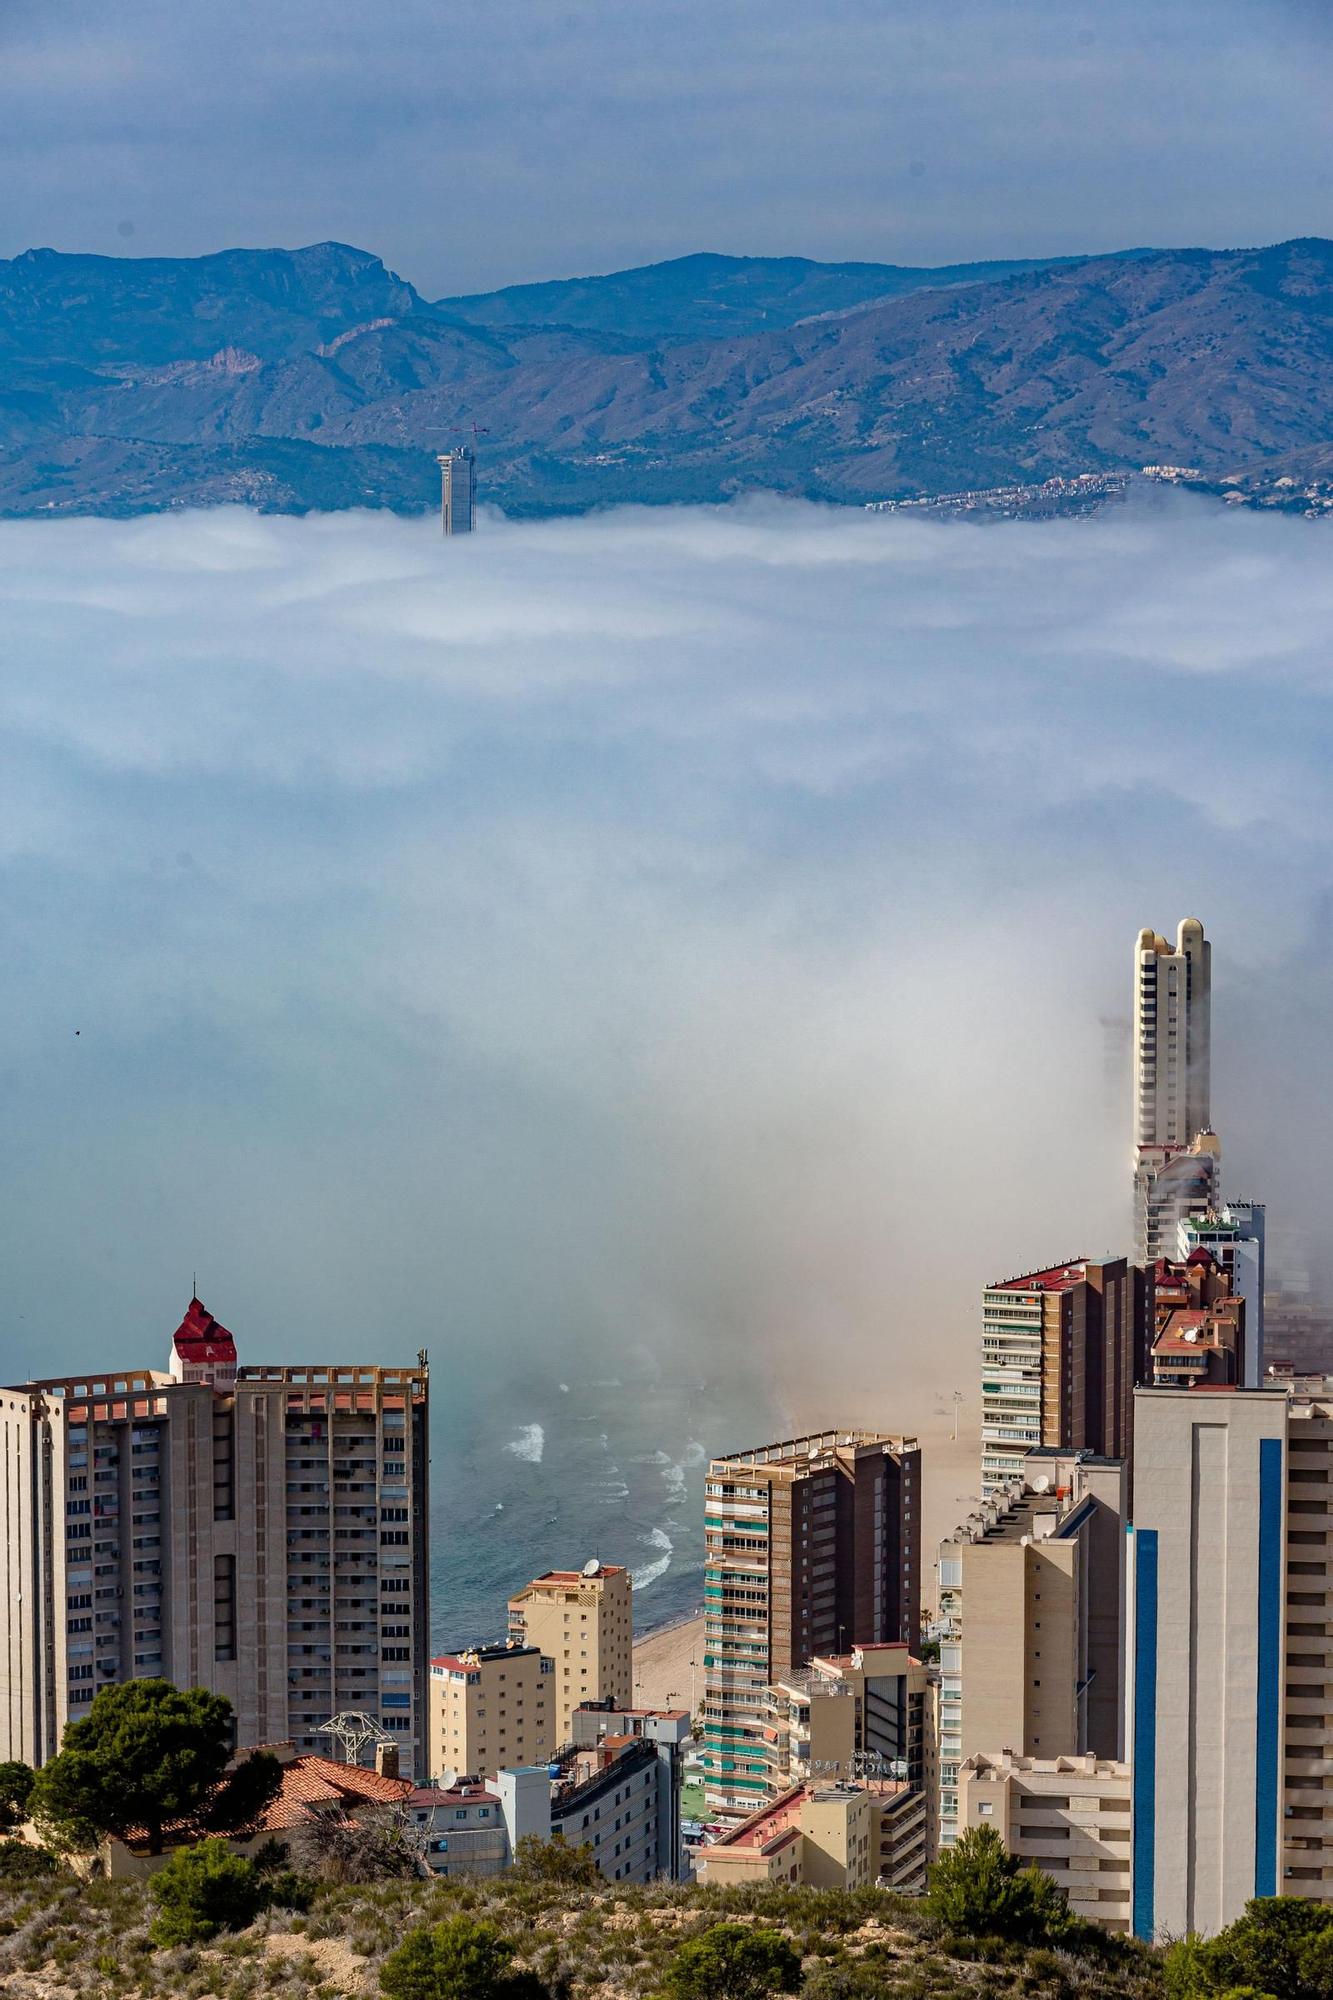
[2, 497, 1331, 1417]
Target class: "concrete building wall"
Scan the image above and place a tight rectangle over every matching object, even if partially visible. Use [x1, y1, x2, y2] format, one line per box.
[507, 1565, 632, 1744]
[1, 1347, 430, 1779]
[429, 1645, 554, 1781]
[960, 1753, 1133, 1931]
[1127, 1388, 1287, 1941]
[1282, 1397, 1333, 1902]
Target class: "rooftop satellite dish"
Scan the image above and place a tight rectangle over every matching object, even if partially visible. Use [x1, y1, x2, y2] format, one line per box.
[1031, 1476, 1052, 1494]
[582, 1558, 601, 1578]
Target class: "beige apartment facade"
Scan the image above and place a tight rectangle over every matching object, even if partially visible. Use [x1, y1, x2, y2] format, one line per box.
[697, 1779, 928, 1894]
[507, 1563, 632, 1743]
[428, 1641, 554, 1781]
[0, 1299, 430, 1777]
[959, 1753, 1133, 1931]
[937, 1448, 1125, 1848]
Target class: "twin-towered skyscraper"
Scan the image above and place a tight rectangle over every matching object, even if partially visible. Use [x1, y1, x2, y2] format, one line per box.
[1131, 917, 1218, 1264]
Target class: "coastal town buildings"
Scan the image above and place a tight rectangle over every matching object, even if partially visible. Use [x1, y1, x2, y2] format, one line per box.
[700, 1431, 921, 1815]
[0, 1299, 430, 1776]
[695, 1778, 929, 1893]
[507, 1562, 633, 1743]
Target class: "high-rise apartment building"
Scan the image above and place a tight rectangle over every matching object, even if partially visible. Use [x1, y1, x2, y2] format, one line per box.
[428, 1641, 554, 1781]
[0, 1299, 430, 1776]
[438, 447, 476, 534]
[506, 1563, 632, 1743]
[701, 1431, 921, 1815]
[1127, 1383, 1333, 1938]
[937, 1448, 1125, 1848]
[758, 1642, 932, 1803]
[980, 1259, 1145, 1496]
[1132, 919, 1215, 1262]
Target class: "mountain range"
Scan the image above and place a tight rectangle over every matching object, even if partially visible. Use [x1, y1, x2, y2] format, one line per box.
[1, 237, 1329, 518]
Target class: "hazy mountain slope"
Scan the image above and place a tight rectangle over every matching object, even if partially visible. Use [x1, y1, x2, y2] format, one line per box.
[1, 237, 1329, 516]
[434, 249, 1135, 345]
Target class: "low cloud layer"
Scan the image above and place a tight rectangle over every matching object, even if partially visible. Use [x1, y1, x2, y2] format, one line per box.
[2, 497, 1332, 1412]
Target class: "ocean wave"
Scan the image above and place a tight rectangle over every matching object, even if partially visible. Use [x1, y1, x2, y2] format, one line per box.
[506, 1423, 545, 1464]
[661, 1459, 688, 1505]
[632, 1526, 673, 1591]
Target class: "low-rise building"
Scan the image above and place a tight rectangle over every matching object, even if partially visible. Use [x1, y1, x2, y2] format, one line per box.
[958, 1753, 1132, 1931]
[696, 1779, 928, 1894]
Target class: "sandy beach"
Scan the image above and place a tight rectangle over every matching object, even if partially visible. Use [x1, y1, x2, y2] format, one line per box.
[630, 1405, 982, 1708]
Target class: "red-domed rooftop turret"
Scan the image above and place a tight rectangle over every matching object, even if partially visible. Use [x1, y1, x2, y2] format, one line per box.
[169, 1295, 237, 1385]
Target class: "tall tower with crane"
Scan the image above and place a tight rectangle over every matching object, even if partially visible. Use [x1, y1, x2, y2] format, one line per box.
[437, 426, 489, 535]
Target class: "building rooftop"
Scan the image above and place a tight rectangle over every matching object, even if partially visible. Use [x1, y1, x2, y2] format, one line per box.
[713, 1431, 918, 1470]
[512, 1565, 626, 1588]
[987, 1259, 1091, 1294]
[711, 1786, 808, 1853]
[431, 1642, 542, 1671]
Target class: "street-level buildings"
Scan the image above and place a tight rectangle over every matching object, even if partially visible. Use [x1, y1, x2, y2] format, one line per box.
[701, 1431, 921, 1816]
[0, 1299, 430, 1776]
[506, 1563, 632, 1743]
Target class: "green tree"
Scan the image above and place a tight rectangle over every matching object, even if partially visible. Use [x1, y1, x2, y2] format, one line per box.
[664, 1923, 802, 2000]
[0, 1761, 34, 1830]
[925, 1823, 1074, 1946]
[511, 1832, 599, 1886]
[148, 1837, 269, 1946]
[380, 1916, 546, 2000]
[28, 1679, 280, 1854]
[1165, 1896, 1333, 2000]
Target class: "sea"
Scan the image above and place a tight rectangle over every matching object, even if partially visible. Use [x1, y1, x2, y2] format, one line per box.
[428, 1355, 781, 1652]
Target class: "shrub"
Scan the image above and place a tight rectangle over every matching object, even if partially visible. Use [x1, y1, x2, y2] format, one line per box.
[148, 1839, 268, 1947]
[664, 1922, 803, 2000]
[510, 1834, 599, 1887]
[380, 1915, 546, 2000]
[0, 1839, 58, 1882]
[925, 1824, 1075, 1947]
[0, 1763, 35, 1830]
[1165, 1894, 1333, 1999]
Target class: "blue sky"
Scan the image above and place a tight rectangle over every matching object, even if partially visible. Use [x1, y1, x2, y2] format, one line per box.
[2, 0, 1329, 291]
[3, 498, 1332, 1393]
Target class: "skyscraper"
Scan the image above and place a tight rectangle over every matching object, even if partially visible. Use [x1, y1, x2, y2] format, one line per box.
[1132, 919, 1215, 1262]
[1126, 1385, 1299, 1938]
[0, 1299, 430, 1776]
[438, 447, 476, 534]
[700, 1431, 921, 1815]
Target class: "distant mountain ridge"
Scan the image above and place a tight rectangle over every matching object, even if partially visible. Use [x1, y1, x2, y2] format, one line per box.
[0, 237, 1329, 518]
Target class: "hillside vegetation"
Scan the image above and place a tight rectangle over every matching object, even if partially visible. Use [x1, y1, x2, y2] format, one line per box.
[1, 238, 1329, 517]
